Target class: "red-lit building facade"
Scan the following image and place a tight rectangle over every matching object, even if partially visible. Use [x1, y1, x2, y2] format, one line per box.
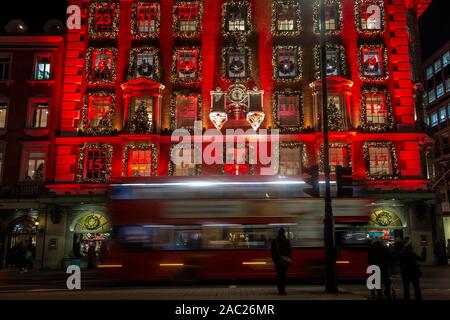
[1, 0, 441, 270]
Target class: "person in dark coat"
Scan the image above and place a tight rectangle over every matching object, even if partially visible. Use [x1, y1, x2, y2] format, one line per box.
[397, 241, 427, 300]
[87, 244, 97, 269]
[368, 238, 392, 299]
[270, 228, 292, 295]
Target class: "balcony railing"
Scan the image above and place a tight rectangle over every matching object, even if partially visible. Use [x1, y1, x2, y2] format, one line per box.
[0, 184, 46, 199]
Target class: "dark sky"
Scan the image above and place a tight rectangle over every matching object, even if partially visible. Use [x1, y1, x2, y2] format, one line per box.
[0, 0, 447, 61]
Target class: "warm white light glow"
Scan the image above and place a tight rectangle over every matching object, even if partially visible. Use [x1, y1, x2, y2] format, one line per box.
[246, 111, 265, 130]
[209, 112, 228, 130]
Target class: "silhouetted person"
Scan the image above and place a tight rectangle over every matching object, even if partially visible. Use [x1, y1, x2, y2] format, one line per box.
[271, 228, 292, 295]
[397, 241, 427, 300]
[87, 244, 96, 269]
[368, 238, 392, 299]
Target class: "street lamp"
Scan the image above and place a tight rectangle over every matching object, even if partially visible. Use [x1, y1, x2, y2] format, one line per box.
[318, 0, 338, 293]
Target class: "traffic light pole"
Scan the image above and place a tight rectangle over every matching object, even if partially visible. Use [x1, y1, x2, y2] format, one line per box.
[319, 0, 338, 294]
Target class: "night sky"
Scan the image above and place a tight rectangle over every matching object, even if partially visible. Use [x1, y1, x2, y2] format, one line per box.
[0, 0, 448, 61]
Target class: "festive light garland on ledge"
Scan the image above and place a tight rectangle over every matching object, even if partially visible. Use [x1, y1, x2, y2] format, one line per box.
[313, 44, 348, 80]
[360, 86, 395, 132]
[80, 91, 116, 136]
[88, 1, 120, 40]
[222, 0, 252, 38]
[131, 2, 160, 39]
[173, 1, 203, 39]
[357, 44, 389, 83]
[85, 48, 118, 86]
[271, 0, 302, 37]
[319, 142, 352, 172]
[272, 90, 304, 134]
[170, 92, 202, 132]
[127, 47, 161, 82]
[77, 143, 113, 184]
[171, 47, 202, 85]
[354, 0, 386, 36]
[272, 46, 303, 83]
[363, 141, 399, 180]
[122, 143, 158, 177]
[313, 0, 343, 36]
[168, 144, 202, 177]
[221, 46, 253, 83]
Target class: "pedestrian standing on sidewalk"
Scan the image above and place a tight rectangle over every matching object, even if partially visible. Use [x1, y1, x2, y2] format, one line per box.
[397, 241, 427, 300]
[368, 237, 392, 299]
[87, 243, 97, 269]
[270, 228, 292, 295]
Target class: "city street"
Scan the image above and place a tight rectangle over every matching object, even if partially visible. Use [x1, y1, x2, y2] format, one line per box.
[0, 266, 449, 300]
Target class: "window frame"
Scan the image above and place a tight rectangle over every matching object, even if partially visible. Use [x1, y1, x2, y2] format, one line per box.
[173, 1, 203, 38]
[20, 146, 48, 182]
[27, 97, 50, 129]
[127, 47, 160, 81]
[278, 142, 306, 176]
[132, 2, 160, 39]
[271, 0, 302, 36]
[355, 0, 386, 35]
[88, 1, 120, 39]
[222, 1, 252, 36]
[33, 53, 53, 81]
[77, 144, 113, 183]
[172, 47, 201, 84]
[273, 46, 302, 82]
[0, 97, 9, 130]
[222, 47, 252, 81]
[0, 53, 12, 81]
[273, 90, 303, 133]
[358, 45, 389, 82]
[363, 142, 399, 180]
[170, 92, 201, 130]
[361, 87, 394, 131]
[123, 144, 158, 177]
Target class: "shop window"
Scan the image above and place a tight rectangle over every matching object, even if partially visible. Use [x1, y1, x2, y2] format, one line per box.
[0, 53, 12, 80]
[359, 2, 383, 30]
[173, 94, 198, 129]
[28, 100, 49, 128]
[279, 145, 303, 176]
[88, 95, 112, 129]
[360, 46, 385, 78]
[91, 50, 114, 82]
[136, 3, 159, 34]
[276, 93, 302, 127]
[367, 146, 393, 176]
[175, 2, 201, 34]
[33, 54, 52, 80]
[274, 47, 300, 80]
[224, 48, 250, 80]
[128, 149, 153, 177]
[365, 94, 386, 125]
[24, 152, 46, 181]
[224, 2, 250, 33]
[174, 48, 200, 82]
[0, 99, 8, 129]
[437, 83, 445, 98]
[84, 149, 108, 180]
[273, 0, 300, 34]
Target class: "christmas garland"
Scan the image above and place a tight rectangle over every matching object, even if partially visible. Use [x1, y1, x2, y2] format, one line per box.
[222, 0, 252, 37]
[171, 47, 202, 85]
[278, 142, 308, 171]
[354, 0, 386, 36]
[363, 141, 399, 180]
[358, 44, 389, 82]
[80, 91, 115, 136]
[131, 1, 160, 39]
[77, 143, 113, 184]
[85, 47, 118, 86]
[168, 143, 202, 176]
[221, 46, 253, 82]
[173, 1, 203, 39]
[271, 0, 302, 37]
[313, 0, 343, 36]
[360, 86, 394, 132]
[313, 44, 347, 80]
[88, 1, 120, 39]
[127, 47, 160, 81]
[122, 143, 158, 177]
[170, 92, 202, 131]
[272, 90, 304, 133]
[272, 46, 303, 83]
[319, 142, 352, 172]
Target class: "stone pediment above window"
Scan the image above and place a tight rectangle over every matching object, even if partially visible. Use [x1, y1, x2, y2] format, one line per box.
[121, 78, 165, 95]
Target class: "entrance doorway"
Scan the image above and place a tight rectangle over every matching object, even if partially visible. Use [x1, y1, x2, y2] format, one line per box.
[6, 216, 37, 269]
[368, 209, 405, 247]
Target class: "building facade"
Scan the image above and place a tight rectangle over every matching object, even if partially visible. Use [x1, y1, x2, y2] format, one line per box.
[424, 40, 450, 252]
[0, 0, 439, 270]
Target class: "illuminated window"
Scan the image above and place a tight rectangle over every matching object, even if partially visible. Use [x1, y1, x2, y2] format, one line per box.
[128, 149, 153, 177]
[360, 2, 383, 30]
[277, 94, 301, 127]
[135, 52, 156, 78]
[275, 47, 299, 79]
[175, 49, 199, 80]
[25, 152, 46, 181]
[0, 53, 11, 80]
[443, 51, 450, 68]
[93, 5, 115, 33]
[0, 100, 8, 129]
[365, 94, 386, 125]
[434, 58, 442, 73]
[91, 51, 114, 82]
[430, 112, 438, 127]
[428, 89, 436, 104]
[437, 83, 445, 98]
[34, 55, 51, 80]
[226, 49, 249, 79]
[326, 49, 340, 76]
[279, 146, 302, 176]
[224, 2, 249, 32]
[329, 146, 348, 172]
[446, 78, 450, 93]
[84, 149, 108, 180]
[137, 4, 158, 34]
[439, 107, 447, 123]
[176, 3, 200, 33]
[368, 146, 393, 176]
[129, 97, 153, 133]
[324, 4, 339, 31]
[30, 101, 49, 128]
[174, 147, 197, 177]
[274, 1, 299, 32]
[425, 66, 433, 79]
[361, 47, 383, 77]
[327, 95, 345, 131]
[88, 95, 112, 128]
[175, 95, 198, 128]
